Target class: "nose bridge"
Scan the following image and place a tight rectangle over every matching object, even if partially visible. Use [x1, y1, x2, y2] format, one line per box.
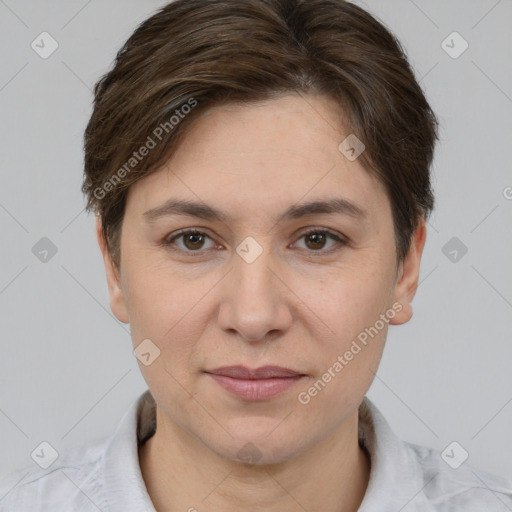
[235, 239, 274, 299]
[217, 236, 292, 341]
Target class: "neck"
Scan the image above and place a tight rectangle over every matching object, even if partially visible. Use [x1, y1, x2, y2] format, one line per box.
[139, 406, 371, 512]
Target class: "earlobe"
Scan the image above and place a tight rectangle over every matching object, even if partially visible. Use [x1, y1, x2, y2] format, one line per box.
[389, 217, 427, 326]
[95, 215, 130, 324]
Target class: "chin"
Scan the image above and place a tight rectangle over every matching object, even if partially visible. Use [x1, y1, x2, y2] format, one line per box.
[205, 424, 308, 466]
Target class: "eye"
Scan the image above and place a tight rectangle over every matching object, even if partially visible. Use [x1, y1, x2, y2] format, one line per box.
[164, 229, 217, 253]
[293, 228, 346, 253]
[163, 227, 347, 256]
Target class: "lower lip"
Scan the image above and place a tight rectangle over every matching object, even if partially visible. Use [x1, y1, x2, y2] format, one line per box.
[207, 374, 304, 400]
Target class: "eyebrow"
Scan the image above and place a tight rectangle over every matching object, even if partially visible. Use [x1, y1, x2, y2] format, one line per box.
[143, 197, 366, 224]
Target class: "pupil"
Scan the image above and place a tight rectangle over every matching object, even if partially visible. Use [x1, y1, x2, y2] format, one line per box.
[186, 233, 203, 249]
[308, 233, 325, 250]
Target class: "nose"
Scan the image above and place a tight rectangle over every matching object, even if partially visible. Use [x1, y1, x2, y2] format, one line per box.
[217, 243, 293, 343]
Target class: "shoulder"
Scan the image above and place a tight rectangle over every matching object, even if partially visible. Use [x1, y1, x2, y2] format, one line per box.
[358, 397, 512, 511]
[0, 438, 108, 512]
[406, 440, 512, 511]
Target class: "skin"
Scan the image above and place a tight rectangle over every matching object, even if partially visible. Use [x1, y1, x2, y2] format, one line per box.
[96, 92, 426, 512]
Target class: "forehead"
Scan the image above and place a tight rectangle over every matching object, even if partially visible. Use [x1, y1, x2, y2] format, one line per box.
[124, 93, 390, 223]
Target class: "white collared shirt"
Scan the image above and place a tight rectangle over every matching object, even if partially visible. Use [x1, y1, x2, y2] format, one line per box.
[1, 389, 511, 511]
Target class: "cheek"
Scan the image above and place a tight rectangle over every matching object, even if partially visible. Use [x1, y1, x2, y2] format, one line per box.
[289, 264, 393, 404]
[294, 279, 390, 433]
[123, 245, 194, 316]
[290, 258, 394, 343]
[121, 254, 211, 359]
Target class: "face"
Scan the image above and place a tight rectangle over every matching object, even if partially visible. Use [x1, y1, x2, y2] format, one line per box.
[98, 93, 425, 465]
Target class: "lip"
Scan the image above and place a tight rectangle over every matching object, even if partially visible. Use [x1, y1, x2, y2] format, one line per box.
[205, 366, 306, 401]
[206, 365, 304, 379]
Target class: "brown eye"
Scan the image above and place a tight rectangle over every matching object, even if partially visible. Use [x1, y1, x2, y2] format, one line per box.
[295, 229, 346, 253]
[304, 232, 328, 250]
[166, 230, 215, 252]
[182, 232, 206, 250]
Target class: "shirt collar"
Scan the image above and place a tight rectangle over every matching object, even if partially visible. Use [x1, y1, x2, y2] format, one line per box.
[357, 398, 437, 511]
[101, 390, 157, 511]
[101, 390, 437, 511]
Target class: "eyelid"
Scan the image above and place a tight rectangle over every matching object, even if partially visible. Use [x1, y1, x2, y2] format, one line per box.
[296, 227, 346, 241]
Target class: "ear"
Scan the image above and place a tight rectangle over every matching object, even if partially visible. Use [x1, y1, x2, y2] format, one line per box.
[95, 215, 130, 324]
[389, 217, 427, 325]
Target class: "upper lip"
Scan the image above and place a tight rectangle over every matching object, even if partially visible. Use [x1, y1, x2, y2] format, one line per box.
[205, 366, 304, 379]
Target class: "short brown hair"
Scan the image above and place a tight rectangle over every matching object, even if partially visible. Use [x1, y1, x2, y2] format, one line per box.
[82, 0, 438, 270]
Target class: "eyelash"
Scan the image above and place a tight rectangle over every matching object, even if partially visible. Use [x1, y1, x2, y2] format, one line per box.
[162, 228, 347, 256]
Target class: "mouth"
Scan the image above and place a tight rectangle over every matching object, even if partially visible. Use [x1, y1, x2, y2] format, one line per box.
[204, 365, 307, 401]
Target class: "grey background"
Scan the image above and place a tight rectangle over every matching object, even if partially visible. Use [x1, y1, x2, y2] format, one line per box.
[1, 0, 511, 483]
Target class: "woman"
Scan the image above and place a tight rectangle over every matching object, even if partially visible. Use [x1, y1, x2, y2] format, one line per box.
[1, 0, 511, 510]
